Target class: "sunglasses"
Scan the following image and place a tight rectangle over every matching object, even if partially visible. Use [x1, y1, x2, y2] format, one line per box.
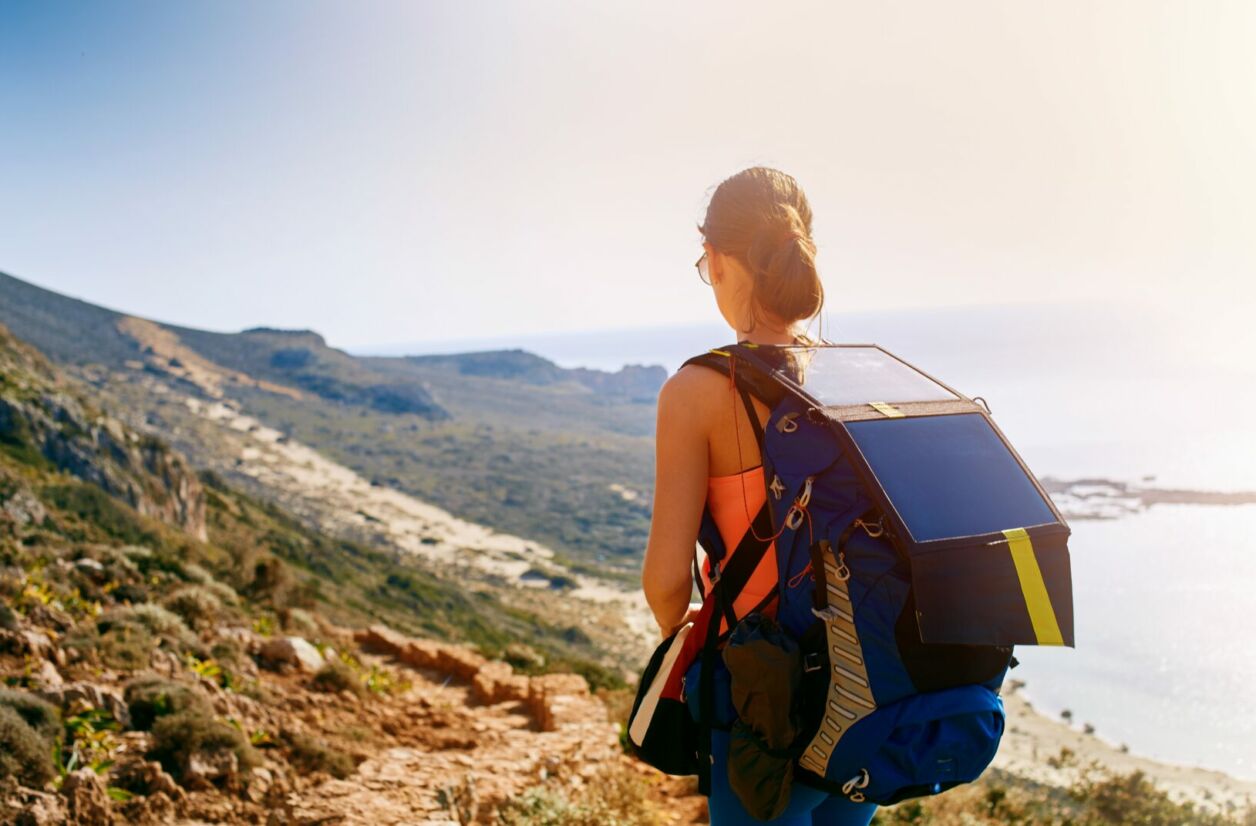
[695, 250, 711, 286]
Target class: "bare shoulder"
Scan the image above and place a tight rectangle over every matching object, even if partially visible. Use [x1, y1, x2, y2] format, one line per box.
[657, 363, 726, 420]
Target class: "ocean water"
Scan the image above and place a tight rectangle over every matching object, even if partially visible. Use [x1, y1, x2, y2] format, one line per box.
[370, 300, 1256, 779]
[1013, 502, 1256, 781]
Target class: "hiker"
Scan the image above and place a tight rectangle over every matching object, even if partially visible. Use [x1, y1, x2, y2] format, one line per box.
[642, 167, 878, 825]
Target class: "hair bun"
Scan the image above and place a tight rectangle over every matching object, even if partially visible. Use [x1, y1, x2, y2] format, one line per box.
[698, 166, 824, 333]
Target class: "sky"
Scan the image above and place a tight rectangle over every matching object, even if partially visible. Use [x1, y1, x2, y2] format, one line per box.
[1, 1, 1254, 353]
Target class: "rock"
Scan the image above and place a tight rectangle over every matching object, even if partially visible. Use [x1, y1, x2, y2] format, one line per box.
[471, 661, 529, 705]
[60, 767, 114, 825]
[183, 748, 239, 791]
[356, 623, 408, 656]
[73, 558, 107, 581]
[258, 636, 325, 673]
[1, 487, 47, 527]
[399, 639, 445, 671]
[8, 788, 67, 826]
[434, 647, 486, 682]
[245, 766, 274, 804]
[19, 628, 55, 660]
[527, 674, 603, 733]
[32, 658, 62, 689]
[110, 758, 181, 800]
[39, 683, 131, 729]
[117, 790, 177, 825]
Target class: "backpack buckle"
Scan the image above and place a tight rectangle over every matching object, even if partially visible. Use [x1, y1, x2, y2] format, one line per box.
[803, 651, 824, 673]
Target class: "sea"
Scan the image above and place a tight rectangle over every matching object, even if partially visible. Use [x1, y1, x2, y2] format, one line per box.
[361, 300, 1256, 780]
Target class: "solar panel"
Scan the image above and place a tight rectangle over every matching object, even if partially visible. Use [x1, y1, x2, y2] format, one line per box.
[779, 345, 958, 406]
[845, 413, 1058, 542]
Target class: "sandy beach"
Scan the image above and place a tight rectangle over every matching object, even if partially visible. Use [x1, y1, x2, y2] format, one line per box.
[995, 681, 1256, 813]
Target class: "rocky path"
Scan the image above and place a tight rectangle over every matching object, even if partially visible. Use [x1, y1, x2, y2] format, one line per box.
[269, 626, 698, 826]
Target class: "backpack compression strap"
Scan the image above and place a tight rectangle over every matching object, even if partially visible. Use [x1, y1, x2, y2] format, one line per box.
[683, 346, 787, 795]
[695, 497, 775, 795]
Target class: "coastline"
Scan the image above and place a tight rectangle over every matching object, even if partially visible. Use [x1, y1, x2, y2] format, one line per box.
[994, 681, 1256, 813]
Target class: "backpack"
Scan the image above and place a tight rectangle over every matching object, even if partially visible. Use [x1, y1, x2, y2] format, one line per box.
[675, 341, 1075, 813]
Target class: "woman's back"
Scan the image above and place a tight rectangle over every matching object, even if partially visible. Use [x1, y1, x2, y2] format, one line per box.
[640, 166, 876, 824]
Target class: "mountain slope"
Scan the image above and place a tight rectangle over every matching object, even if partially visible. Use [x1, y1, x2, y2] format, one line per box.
[0, 271, 664, 572]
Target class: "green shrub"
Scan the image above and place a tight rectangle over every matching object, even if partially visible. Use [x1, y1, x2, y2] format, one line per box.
[0, 602, 18, 631]
[86, 604, 200, 668]
[0, 689, 61, 745]
[209, 638, 244, 668]
[161, 585, 224, 631]
[91, 617, 154, 671]
[282, 607, 319, 636]
[0, 705, 55, 787]
[41, 484, 158, 545]
[118, 603, 194, 640]
[124, 676, 213, 731]
[181, 563, 214, 586]
[496, 763, 661, 826]
[149, 711, 258, 782]
[111, 581, 149, 604]
[310, 661, 363, 696]
[1068, 768, 1241, 826]
[281, 730, 355, 779]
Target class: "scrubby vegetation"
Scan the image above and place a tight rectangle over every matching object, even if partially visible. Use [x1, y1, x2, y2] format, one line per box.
[124, 676, 214, 731]
[0, 688, 62, 744]
[149, 710, 260, 781]
[869, 766, 1256, 825]
[0, 704, 56, 787]
[280, 729, 357, 780]
[496, 763, 664, 826]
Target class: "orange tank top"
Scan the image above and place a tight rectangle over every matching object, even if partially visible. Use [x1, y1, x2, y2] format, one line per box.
[699, 464, 779, 632]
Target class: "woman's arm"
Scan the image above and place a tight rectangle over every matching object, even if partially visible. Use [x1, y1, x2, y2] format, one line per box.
[642, 370, 710, 636]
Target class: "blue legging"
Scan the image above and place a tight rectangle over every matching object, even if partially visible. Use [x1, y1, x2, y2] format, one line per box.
[708, 728, 878, 826]
[689, 659, 878, 826]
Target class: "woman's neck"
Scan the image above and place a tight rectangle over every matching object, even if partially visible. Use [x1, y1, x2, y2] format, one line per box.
[737, 322, 803, 346]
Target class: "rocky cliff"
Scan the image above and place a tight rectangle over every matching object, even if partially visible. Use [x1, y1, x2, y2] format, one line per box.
[0, 324, 206, 540]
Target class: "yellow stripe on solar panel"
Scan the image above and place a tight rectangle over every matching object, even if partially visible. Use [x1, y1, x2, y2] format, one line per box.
[869, 401, 905, 418]
[1003, 527, 1065, 645]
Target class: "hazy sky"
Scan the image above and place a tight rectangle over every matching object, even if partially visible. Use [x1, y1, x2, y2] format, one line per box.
[2, 1, 1253, 351]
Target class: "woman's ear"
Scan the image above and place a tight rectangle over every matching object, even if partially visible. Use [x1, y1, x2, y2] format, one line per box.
[708, 247, 724, 286]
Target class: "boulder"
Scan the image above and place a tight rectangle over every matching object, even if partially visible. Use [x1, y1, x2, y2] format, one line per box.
[110, 757, 182, 800]
[32, 658, 62, 689]
[525, 673, 612, 733]
[434, 647, 486, 682]
[7, 789, 66, 826]
[399, 639, 444, 671]
[244, 766, 274, 804]
[2, 487, 47, 527]
[40, 683, 130, 729]
[356, 624, 408, 656]
[258, 637, 325, 673]
[183, 749, 239, 791]
[471, 661, 529, 705]
[60, 768, 114, 825]
[73, 558, 107, 582]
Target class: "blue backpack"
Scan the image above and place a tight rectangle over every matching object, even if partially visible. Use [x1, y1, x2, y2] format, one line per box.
[680, 342, 1074, 812]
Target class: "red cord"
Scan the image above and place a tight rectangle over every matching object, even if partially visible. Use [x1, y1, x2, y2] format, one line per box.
[730, 357, 788, 546]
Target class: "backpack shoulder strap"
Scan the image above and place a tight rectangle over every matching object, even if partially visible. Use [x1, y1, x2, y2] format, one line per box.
[680, 346, 786, 406]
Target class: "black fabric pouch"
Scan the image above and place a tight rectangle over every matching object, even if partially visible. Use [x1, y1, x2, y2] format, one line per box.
[722, 613, 803, 820]
[627, 624, 700, 776]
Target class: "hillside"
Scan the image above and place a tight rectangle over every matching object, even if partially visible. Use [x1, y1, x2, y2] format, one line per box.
[0, 271, 663, 573]
[0, 319, 698, 823]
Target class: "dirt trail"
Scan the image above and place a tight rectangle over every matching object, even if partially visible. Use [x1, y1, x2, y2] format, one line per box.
[266, 626, 704, 826]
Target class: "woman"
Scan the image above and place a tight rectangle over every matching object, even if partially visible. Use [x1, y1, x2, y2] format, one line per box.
[642, 167, 878, 826]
